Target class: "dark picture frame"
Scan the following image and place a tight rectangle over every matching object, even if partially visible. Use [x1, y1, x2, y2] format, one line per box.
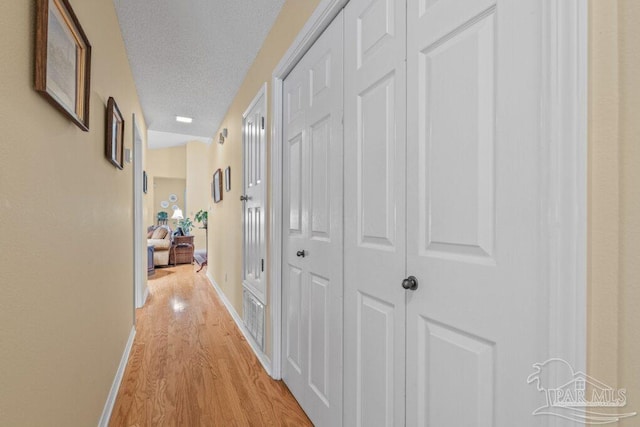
[213, 168, 223, 203]
[225, 166, 231, 192]
[106, 97, 125, 169]
[35, 0, 92, 131]
[143, 170, 148, 194]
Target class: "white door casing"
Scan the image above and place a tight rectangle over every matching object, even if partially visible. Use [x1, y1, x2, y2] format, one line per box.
[343, 0, 407, 425]
[282, 11, 344, 427]
[243, 85, 267, 304]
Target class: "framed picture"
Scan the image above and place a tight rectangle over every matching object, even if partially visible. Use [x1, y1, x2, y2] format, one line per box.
[225, 166, 231, 192]
[35, 0, 92, 131]
[213, 169, 223, 203]
[143, 171, 148, 194]
[106, 97, 125, 169]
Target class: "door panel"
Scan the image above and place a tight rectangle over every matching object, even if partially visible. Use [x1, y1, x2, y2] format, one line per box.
[289, 133, 304, 234]
[420, 11, 495, 263]
[286, 265, 303, 373]
[407, 0, 545, 426]
[417, 319, 494, 427]
[309, 273, 329, 403]
[357, 73, 398, 249]
[357, 292, 396, 427]
[310, 117, 331, 240]
[282, 12, 344, 427]
[344, 0, 406, 425]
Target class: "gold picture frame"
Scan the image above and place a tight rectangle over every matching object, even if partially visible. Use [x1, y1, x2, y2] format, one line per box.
[35, 0, 92, 131]
[106, 97, 125, 169]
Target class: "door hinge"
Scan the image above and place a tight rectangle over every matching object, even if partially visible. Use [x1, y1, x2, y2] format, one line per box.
[261, 117, 265, 130]
[261, 258, 265, 272]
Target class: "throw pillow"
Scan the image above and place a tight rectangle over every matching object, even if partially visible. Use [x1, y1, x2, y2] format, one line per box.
[151, 227, 168, 240]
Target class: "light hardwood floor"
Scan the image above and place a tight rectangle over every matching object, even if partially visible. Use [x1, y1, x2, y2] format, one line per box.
[109, 265, 312, 426]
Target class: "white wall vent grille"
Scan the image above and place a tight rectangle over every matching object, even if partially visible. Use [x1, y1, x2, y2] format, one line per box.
[243, 288, 265, 351]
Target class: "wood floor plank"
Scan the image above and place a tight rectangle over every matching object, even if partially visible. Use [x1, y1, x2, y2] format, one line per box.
[109, 265, 312, 427]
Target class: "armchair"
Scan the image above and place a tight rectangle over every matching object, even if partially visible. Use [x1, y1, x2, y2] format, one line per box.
[147, 225, 172, 266]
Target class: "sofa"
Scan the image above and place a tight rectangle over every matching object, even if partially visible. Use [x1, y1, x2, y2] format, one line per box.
[147, 225, 172, 266]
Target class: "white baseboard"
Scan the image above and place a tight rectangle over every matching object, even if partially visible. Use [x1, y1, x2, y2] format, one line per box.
[98, 326, 136, 427]
[206, 271, 273, 377]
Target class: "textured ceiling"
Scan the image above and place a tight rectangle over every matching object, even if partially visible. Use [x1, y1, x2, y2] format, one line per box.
[113, 0, 286, 144]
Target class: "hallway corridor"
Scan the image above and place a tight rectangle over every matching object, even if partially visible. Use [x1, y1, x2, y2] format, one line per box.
[109, 265, 311, 426]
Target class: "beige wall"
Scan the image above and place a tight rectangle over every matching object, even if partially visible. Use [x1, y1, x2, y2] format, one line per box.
[0, 0, 146, 425]
[589, 0, 640, 422]
[589, 0, 620, 390]
[147, 145, 187, 178]
[206, 0, 321, 356]
[617, 0, 640, 419]
[145, 145, 186, 227]
[186, 141, 211, 250]
[154, 177, 186, 230]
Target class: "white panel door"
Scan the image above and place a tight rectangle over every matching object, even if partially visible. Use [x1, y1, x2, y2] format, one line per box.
[406, 0, 547, 425]
[243, 87, 267, 304]
[282, 12, 343, 427]
[344, 0, 406, 425]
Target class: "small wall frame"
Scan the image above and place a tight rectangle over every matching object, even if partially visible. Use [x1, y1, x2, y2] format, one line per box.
[106, 97, 125, 169]
[213, 168, 223, 203]
[143, 170, 148, 194]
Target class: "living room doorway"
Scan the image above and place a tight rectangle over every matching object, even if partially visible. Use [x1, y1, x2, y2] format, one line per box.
[133, 114, 147, 316]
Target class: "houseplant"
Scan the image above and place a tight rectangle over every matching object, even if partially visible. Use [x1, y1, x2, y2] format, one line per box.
[177, 217, 193, 235]
[194, 209, 208, 228]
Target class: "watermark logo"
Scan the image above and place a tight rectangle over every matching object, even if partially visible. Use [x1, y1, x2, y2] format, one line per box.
[527, 358, 636, 424]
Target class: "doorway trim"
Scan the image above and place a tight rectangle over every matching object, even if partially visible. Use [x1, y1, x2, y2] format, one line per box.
[269, 0, 587, 389]
[540, 0, 588, 382]
[132, 114, 147, 312]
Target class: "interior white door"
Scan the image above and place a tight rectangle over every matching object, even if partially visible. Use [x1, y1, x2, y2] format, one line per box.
[282, 11, 344, 427]
[406, 0, 547, 425]
[243, 87, 267, 304]
[343, 0, 407, 425]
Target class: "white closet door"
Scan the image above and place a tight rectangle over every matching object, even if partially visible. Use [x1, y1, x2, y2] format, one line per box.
[282, 11, 344, 427]
[406, 0, 547, 425]
[243, 88, 267, 303]
[344, 0, 407, 425]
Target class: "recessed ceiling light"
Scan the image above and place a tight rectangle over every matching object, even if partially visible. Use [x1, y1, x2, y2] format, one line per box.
[176, 116, 193, 123]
